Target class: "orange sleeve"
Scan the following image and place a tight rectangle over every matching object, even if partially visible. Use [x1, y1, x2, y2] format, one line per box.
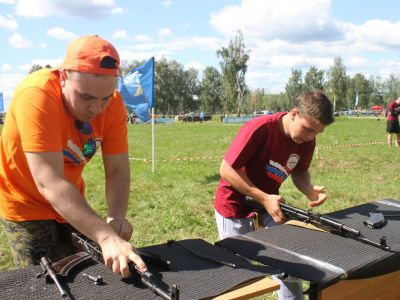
[14, 87, 63, 152]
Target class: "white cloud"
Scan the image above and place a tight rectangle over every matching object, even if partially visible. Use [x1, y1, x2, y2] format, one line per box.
[133, 34, 152, 43]
[46, 27, 76, 40]
[158, 28, 171, 37]
[9, 33, 33, 48]
[0, 0, 15, 4]
[111, 6, 125, 14]
[210, 0, 341, 42]
[161, 0, 172, 7]
[113, 30, 130, 40]
[119, 49, 155, 62]
[0, 14, 18, 30]
[348, 19, 400, 49]
[15, 0, 119, 19]
[1, 64, 12, 72]
[184, 61, 204, 72]
[40, 43, 46, 48]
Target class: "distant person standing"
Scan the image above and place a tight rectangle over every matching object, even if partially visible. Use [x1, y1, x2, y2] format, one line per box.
[386, 98, 400, 146]
[199, 111, 205, 123]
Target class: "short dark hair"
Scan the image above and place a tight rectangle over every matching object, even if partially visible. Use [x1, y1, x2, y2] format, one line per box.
[292, 90, 334, 125]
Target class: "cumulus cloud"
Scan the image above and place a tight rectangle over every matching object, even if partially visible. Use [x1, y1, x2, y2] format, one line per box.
[158, 28, 172, 37]
[161, 0, 172, 7]
[0, 14, 18, 30]
[348, 19, 400, 49]
[113, 30, 130, 40]
[184, 61, 205, 72]
[210, 0, 342, 42]
[1, 64, 13, 72]
[46, 27, 76, 40]
[9, 33, 33, 48]
[0, 0, 15, 4]
[15, 0, 120, 19]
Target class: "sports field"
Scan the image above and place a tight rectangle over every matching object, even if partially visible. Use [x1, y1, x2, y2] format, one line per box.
[0, 116, 398, 298]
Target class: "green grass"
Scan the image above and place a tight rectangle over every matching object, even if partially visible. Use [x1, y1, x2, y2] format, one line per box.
[0, 116, 397, 299]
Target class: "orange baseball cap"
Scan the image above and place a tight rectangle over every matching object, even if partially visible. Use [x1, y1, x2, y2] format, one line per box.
[62, 35, 120, 76]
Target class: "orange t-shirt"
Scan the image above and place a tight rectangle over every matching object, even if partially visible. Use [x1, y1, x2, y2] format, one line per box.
[0, 68, 128, 222]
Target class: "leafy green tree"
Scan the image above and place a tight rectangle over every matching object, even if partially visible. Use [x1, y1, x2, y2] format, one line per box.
[217, 31, 250, 115]
[326, 57, 348, 111]
[181, 68, 200, 112]
[383, 74, 400, 103]
[199, 66, 222, 114]
[29, 64, 51, 74]
[368, 76, 385, 106]
[346, 73, 372, 109]
[304, 66, 324, 91]
[285, 69, 303, 105]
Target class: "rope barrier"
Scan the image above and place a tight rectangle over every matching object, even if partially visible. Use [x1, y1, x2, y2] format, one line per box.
[129, 141, 385, 163]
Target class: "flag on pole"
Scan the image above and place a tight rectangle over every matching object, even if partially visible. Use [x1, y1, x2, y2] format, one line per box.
[0, 92, 3, 112]
[117, 57, 155, 122]
[354, 90, 359, 107]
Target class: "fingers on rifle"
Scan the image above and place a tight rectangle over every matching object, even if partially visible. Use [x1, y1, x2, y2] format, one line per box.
[119, 259, 130, 278]
[129, 252, 147, 272]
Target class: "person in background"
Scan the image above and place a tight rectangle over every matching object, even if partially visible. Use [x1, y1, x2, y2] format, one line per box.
[214, 90, 334, 300]
[0, 35, 146, 277]
[386, 98, 400, 147]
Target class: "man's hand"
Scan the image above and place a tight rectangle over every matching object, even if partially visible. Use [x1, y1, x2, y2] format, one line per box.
[260, 194, 286, 224]
[308, 185, 327, 207]
[107, 216, 133, 241]
[99, 235, 147, 278]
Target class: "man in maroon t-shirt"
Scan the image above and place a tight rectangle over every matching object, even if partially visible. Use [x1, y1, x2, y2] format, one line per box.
[214, 91, 334, 300]
[386, 98, 400, 146]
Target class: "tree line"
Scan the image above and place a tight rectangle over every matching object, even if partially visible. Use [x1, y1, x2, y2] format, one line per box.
[29, 32, 400, 115]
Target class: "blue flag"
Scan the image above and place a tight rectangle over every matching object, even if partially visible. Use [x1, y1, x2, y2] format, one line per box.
[0, 92, 3, 112]
[117, 57, 154, 122]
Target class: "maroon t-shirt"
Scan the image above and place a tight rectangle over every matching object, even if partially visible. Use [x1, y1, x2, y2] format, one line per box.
[387, 101, 399, 121]
[214, 112, 315, 218]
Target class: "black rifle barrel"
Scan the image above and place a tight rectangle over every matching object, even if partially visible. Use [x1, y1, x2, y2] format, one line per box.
[244, 197, 391, 251]
[71, 233, 178, 300]
[40, 257, 68, 298]
[280, 203, 361, 236]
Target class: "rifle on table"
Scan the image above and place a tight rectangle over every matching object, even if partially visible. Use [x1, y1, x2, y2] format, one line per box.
[71, 232, 179, 300]
[39, 256, 69, 299]
[244, 197, 391, 251]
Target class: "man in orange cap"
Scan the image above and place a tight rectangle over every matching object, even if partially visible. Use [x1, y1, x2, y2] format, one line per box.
[0, 35, 146, 277]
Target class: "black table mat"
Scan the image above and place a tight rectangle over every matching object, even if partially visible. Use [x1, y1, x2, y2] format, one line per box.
[0, 238, 279, 300]
[216, 199, 400, 291]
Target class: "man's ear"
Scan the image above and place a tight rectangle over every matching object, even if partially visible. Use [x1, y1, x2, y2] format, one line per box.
[59, 68, 67, 88]
[289, 108, 298, 120]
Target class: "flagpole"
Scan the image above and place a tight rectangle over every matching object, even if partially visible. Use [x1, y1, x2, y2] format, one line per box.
[152, 107, 155, 173]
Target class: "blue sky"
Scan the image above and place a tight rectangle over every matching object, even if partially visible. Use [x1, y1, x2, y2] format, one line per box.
[1, 0, 400, 110]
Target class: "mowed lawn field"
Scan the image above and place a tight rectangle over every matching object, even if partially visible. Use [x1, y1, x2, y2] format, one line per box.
[0, 115, 398, 298]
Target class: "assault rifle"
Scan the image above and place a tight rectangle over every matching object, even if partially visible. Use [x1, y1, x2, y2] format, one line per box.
[71, 232, 179, 300]
[244, 197, 391, 251]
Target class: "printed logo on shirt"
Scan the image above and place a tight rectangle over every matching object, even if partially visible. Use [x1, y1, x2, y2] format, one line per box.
[63, 138, 102, 166]
[286, 154, 300, 171]
[265, 160, 288, 183]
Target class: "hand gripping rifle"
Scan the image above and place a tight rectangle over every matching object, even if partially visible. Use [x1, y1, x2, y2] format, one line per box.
[244, 197, 391, 251]
[71, 232, 179, 300]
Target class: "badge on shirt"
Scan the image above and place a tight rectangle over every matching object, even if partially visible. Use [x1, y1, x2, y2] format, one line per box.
[286, 154, 300, 171]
